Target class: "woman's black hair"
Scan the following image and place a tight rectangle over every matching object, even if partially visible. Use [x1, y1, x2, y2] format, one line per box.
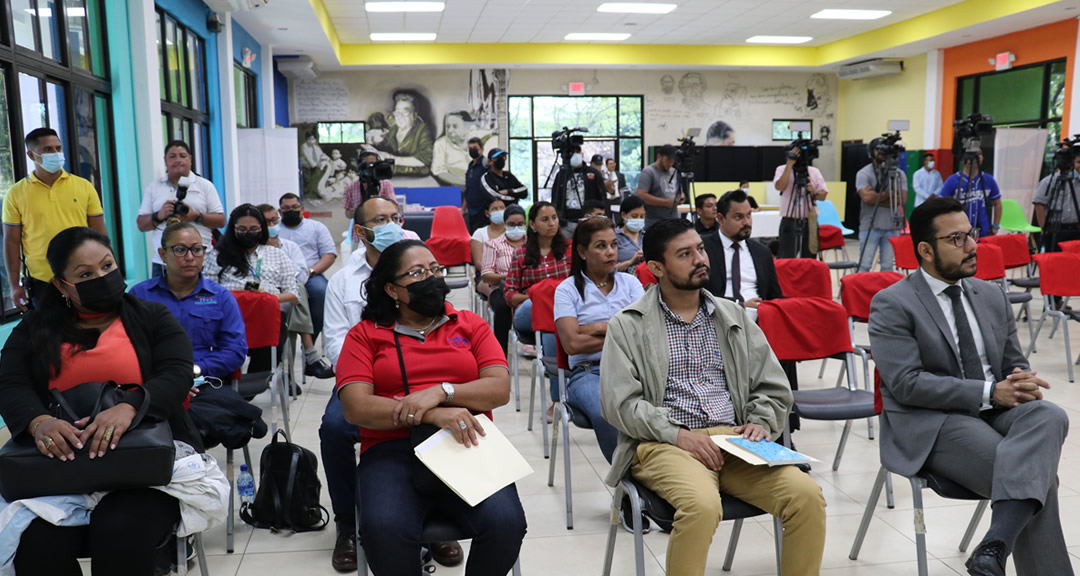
[484, 195, 507, 212]
[524, 201, 566, 267]
[214, 203, 269, 281]
[29, 227, 114, 380]
[361, 239, 429, 326]
[570, 216, 616, 300]
[619, 194, 645, 215]
[503, 203, 526, 223]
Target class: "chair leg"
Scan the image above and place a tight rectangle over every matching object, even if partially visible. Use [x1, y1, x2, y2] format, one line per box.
[226, 448, 234, 553]
[721, 518, 744, 571]
[194, 533, 209, 576]
[512, 557, 522, 576]
[772, 516, 783, 576]
[849, 465, 887, 560]
[527, 358, 537, 432]
[817, 358, 828, 378]
[832, 420, 853, 471]
[562, 411, 574, 530]
[540, 371, 550, 460]
[1065, 322, 1074, 383]
[177, 533, 188, 576]
[960, 500, 989, 553]
[510, 331, 521, 412]
[629, 484, 646, 576]
[601, 483, 627, 576]
[547, 406, 560, 487]
[885, 470, 895, 509]
[1026, 304, 1049, 357]
[910, 478, 929, 576]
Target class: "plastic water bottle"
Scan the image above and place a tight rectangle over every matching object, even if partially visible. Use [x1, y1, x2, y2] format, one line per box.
[238, 464, 256, 505]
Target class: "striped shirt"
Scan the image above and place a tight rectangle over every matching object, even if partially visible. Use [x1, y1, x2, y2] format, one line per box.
[202, 244, 299, 297]
[481, 234, 521, 278]
[659, 293, 736, 429]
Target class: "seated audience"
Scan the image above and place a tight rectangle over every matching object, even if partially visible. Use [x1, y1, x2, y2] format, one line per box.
[203, 204, 298, 307]
[581, 199, 608, 219]
[554, 215, 644, 462]
[600, 218, 826, 576]
[471, 196, 506, 298]
[694, 193, 719, 235]
[336, 239, 526, 575]
[702, 189, 782, 321]
[129, 220, 247, 381]
[480, 204, 528, 354]
[615, 195, 646, 273]
[0, 227, 201, 576]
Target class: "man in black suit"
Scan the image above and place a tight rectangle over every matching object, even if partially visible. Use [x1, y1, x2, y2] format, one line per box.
[703, 189, 782, 321]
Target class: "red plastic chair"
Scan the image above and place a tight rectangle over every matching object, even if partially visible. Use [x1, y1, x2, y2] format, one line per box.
[831, 271, 905, 405]
[1058, 239, 1080, 255]
[635, 261, 657, 288]
[1027, 252, 1080, 380]
[818, 225, 858, 279]
[757, 297, 874, 470]
[974, 243, 1035, 342]
[979, 233, 1038, 291]
[774, 258, 832, 300]
[427, 206, 474, 291]
[526, 278, 561, 454]
[887, 235, 918, 272]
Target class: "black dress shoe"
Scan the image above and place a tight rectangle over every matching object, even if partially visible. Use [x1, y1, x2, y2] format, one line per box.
[430, 541, 463, 567]
[305, 359, 335, 379]
[965, 539, 1007, 576]
[331, 531, 358, 573]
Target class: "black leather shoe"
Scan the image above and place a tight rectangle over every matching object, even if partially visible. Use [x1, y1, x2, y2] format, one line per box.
[331, 531, 357, 572]
[430, 541, 463, 567]
[965, 539, 1007, 576]
[305, 359, 335, 379]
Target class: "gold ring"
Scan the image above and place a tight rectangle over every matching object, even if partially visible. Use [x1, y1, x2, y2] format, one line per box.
[103, 427, 115, 442]
[43, 436, 54, 448]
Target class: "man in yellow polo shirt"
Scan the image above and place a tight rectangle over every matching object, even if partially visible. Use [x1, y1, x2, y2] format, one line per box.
[3, 127, 108, 310]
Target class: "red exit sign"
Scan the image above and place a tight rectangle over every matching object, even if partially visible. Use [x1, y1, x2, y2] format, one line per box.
[568, 82, 586, 96]
[995, 51, 1015, 71]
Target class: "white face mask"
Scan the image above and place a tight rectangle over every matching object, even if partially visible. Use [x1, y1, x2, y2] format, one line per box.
[504, 226, 526, 241]
[570, 153, 583, 167]
[927, 161, 936, 170]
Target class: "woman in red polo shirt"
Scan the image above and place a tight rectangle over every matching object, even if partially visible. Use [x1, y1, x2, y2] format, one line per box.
[336, 239, 526, 575]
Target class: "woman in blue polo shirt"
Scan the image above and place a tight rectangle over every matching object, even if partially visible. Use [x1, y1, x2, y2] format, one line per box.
[554, 215, 643, 462]
[129, 220, 247, 380]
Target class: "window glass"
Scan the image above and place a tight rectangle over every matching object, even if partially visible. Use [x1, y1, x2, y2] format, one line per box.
[19, 73, 44, 134]
[39, 0, 60, 61]
[65, 0, 90, 71]
[171, 116, 182, 142]
[618, 97, 641, 137]
[1049, 61, 1066, 119]
[94, 95, 115, 240]
[978, 66, 1043, 124]
[46, 81, 67, 149]
[161, 114, 168, 150]
[619, 138, 642, 190]
[316, 122, 366, 143]
[85, 0, 105, 77]
[187, 34, 201, 112]
[509, 139, 533, 197]
[12, 0, 36, 51]
[156, 12, 165, 98]
[958, 77, 975, 120]
[0, 72, 12, 317]
[165, 17, 180, 103]
[532, 96, 618, 137]
[234, 65, 249, 128]
[176, 29, 188, 108]
[74, 89, 98, 187]
[509, 97, 531, 138]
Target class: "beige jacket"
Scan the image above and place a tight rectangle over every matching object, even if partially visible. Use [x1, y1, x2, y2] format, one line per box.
[599, 285, 793, 486]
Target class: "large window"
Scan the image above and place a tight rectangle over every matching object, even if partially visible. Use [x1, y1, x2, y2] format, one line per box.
[956, 59, 1066, 177]
[508, 96, 644, 201]
[0, 0, 116, 322]
[156, 8, 209, 177]
[317, 121, 366, 144]
[234, 63, 256, 128]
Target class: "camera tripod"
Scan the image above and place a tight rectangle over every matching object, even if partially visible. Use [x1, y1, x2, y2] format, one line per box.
[783, 163, 816, 257]
[543, 154, 584, 221]
[1042, 171, 1080, 252]
[856, 161, 906, 270]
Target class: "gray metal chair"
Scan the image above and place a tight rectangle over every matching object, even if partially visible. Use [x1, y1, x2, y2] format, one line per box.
[176, 533, 210, 576]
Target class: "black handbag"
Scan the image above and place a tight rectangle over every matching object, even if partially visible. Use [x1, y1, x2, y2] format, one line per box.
[393, 333, 454, 497]
[0, 381, 176, 501]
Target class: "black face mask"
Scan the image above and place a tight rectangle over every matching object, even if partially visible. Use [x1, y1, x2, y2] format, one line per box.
[281, 210, 303, 227]
[236, 232, 261, 249]
[468, 148, 481, 159]
[403, 276, 450, 318]
[71, 269, 127, 313]
[493, 158, 506, 170]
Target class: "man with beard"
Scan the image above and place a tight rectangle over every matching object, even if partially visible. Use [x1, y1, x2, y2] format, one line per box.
[702, 189, 782, 323]
[869, 197, 1071, 576]
[599, 217, 826, 576]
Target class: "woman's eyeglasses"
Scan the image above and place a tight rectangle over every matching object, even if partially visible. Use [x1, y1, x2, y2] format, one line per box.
[394, 265, 448, 281]
[166, 244, 207, 257]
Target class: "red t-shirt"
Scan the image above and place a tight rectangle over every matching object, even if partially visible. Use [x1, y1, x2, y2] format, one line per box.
[335, 304, 508, 454]
[49, 319, 144, 392]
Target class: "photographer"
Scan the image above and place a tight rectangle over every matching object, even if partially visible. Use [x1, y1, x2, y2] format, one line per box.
[343, 151, 397, 243]
[939, 149, 1002, 238]
[856, 142, 907, 273]
[551, 145, 605, 231]
[137, 140, 226, 278]
[637, 144, 682, 227]
[773, 143, 828, 259]
[1033, 153, 1080, 252]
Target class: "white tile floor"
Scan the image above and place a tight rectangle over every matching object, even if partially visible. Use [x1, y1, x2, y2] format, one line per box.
[61, 259, 1080, 575]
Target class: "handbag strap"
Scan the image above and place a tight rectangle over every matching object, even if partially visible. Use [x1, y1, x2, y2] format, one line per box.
[393, 332, 411, 396]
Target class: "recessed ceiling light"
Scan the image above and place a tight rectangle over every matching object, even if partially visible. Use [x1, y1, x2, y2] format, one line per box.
[597, 3, 677, 14]
[746, 35, 813, 44]
[370, 32, 438, 41]
[811, 9, 891, 20]
[565, 32, 632, 41]
[365, 2, 445, 12]
[277, 27, 288, 31]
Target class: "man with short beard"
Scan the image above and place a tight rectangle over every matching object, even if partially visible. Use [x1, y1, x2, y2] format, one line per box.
[702, 189, 782, 323]
[869, 197, 1071, 576]
[600, 217, 826, 576]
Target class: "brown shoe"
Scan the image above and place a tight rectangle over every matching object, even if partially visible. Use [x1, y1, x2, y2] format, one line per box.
[430, 540, 464, 567]
[332, 530, 358, 572]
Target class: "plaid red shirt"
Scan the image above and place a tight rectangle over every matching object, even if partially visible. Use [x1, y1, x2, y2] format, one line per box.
[343, 180, 397, 243]
[503, 247, 570, 303]
[659, 292, 736, 429]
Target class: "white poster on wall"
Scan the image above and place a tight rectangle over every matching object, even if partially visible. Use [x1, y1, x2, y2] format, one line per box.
[994, 127, 1048, 219]
[293, 79, 351, 123]
[238, 128, 299, 207]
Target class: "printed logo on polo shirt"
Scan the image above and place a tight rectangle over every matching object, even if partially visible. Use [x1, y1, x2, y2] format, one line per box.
[448, 336, 470, 348]
[194, 296, 218, 305]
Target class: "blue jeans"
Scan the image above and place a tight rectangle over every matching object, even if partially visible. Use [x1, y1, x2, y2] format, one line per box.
[857, 228, 899, 273]
[358, 439, 527, 576]
[566, 366, 619, 463]
[319, 392, 363, 531]
[513, 300, 559, 401]
[306, 273, 329, 339]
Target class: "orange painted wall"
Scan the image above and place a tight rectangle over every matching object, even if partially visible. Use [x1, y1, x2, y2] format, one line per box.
[940, 18, 1077, 149]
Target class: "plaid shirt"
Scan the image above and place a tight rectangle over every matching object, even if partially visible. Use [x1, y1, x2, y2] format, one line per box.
[503, 247, 570, 302]
[659, 292, 736, 429]
[481, 234, 520, 278]
[343, 179, 397, 243]
[202, 244, 299, 297]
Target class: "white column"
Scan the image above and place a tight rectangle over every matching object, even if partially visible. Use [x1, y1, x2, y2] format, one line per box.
[128, 0, 163, 180]
[923, 49, 943, 151]
[218, 14, 241, 210]
[1069, 18, 1080, 137]
[260, 43, 275, 128]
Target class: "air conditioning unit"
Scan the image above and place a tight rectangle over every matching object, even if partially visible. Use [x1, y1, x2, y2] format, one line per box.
[837, 59, 904, 80]
[276, 57, 319, 81]
[204, 0, 268, 12]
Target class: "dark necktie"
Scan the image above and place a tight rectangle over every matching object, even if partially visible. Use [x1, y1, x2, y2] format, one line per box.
[944, 284, 983, 380]
[731, 242, 744, 303]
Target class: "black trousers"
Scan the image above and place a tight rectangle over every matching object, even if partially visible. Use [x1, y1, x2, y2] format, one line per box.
[1042, 225, 1080, 253]
[778, 217, 815, 259]
[489, 286, 512, 354]
[15, 488, 180, 576]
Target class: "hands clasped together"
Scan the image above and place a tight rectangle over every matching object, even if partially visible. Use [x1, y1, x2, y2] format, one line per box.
[392, 385, 487, 448]
[31, 403, 137, 461]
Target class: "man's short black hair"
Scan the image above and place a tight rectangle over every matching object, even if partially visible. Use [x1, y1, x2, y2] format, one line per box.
[924, 152, 935, 161]
[717, 189, 749, 217]
[164, 140, 191, 157]
[279, 193, 302, 206]
[467, 136, 483, 147]
[657, 144, 677, 159]
[582, 199, 607, 215]
[739, 180, 750, 187]
[358, 151, 379, 163]
[694, 193, 716, 210]
[25, 128, 59, 150]
[909, 196, 965, 265]
[643, 218, 695, 264]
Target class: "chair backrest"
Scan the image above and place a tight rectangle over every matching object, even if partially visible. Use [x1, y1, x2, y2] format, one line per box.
[817, 200, 852, 234]
[528, 277, 562, 334]
[978, 233, 1031, 269]
[427, 207, 473, 266]
[231, 291, 281, 349]
[998, 198, 1041, 233]
[839, 271, 905, 321]
[757, 297, 853, 361]
[817, 224, 845, 251]
[887, 235, 919, 271]
[1059, 240, 1080, 255]
[974, 243, 1006, 281]
[774, 258, 832, 299]
[430, 206, 470, 239]
[635, 261, 657, 288]
[1032, 252, 1080, 297]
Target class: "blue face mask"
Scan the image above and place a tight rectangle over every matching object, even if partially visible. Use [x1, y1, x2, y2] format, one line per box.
[267, 225, 280, 238]
[489, 211, 505, 225]
[368, 222, 404, 253]
[35, 152, 65, 174]
[626, 218, 645, 233]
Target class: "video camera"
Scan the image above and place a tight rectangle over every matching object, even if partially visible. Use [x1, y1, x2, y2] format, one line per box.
[174, 175, 195, 217]
[1052, 134, 1080, 173]
[357, 158, 395, 199]
[675, 132, 698, 174]
[953, 112, 993, 162]
[786, 138, 822, 189]
[552, 127, 587, 163]
[868, 131, 906, 169]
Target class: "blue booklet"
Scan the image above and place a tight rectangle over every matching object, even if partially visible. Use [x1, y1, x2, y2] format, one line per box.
[711, 436, 814, 467]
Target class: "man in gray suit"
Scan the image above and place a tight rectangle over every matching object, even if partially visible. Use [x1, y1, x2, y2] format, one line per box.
[869, 197, 1071, 576]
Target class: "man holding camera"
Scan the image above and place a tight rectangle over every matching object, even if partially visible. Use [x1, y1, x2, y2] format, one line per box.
[137, 140, 226, 277]
[1033, 153, 1080, 253]
[856, 144, 907, 273]
[940, 149, 1002, 239]
[637, 144, 682, 228]
[343, 151, 397, 243]
[551, 145, 605, 231]
[774, 144, 828, 259]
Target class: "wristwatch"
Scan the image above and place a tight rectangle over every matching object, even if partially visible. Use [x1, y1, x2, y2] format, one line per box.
[194, 213, 205, 225]
[308, 268, 316, 277]
[988, 381, 1001, 409]
[441, 382, 455, 405]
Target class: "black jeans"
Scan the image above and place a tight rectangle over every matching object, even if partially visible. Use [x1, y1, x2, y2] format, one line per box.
[15, 488, 180, 576]
[778, 217, 815, 259]
[489, 286, 512, 354]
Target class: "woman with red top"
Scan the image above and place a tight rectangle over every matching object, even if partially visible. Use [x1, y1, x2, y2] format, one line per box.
[0, 227, 200, 576]
[336, 239, 526, 575]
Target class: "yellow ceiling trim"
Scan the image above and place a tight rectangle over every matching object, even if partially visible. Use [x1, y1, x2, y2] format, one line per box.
[308, 0, 342, 62]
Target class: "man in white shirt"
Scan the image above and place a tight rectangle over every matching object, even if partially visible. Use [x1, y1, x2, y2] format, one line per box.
[913, 153, 944, 207]
[137, 140, 226, 277]
[277, 193, 337, 347]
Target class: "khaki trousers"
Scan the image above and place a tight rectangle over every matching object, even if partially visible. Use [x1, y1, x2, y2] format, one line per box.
[630, 427, 826, 576]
